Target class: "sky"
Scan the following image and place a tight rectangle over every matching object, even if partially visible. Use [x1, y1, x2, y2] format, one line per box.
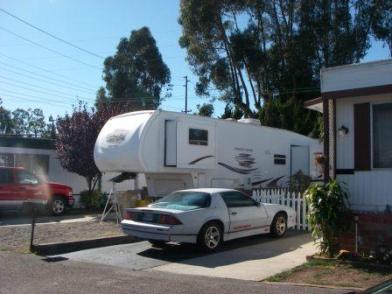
[0, 0, 390, 121]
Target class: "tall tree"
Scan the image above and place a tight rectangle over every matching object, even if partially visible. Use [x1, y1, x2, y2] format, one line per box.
[29, 108, 46, 138]
[179, 0, 389, 136]
[196, 103, 214, 117]
[12, 108, 30, 136]
[101, 27, 172, 109]
[0, 98, 13, 135]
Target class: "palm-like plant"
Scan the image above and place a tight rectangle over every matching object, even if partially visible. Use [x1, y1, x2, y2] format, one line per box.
[305, 180, 349, 257]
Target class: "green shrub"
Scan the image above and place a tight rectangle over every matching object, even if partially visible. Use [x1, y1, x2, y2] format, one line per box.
[304, 180, 350, 257]
[80, 190, 103, 210]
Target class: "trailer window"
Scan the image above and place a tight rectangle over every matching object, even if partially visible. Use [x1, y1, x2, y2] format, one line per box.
[274, 154, 286, 165]
[189, 128, 208, 146]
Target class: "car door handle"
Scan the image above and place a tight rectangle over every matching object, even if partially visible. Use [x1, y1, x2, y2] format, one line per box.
[231, 212, 237, 215]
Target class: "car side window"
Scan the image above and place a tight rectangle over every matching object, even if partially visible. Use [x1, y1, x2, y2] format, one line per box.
[221, 191, 257, 208]
[15, 170, 39, 185]
[0, 169, 13, 185]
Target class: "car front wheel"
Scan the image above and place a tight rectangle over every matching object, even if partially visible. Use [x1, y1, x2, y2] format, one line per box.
[197, 221, 222, 252]
[49, 196, 66, 216]
[271, 213, 287, 237]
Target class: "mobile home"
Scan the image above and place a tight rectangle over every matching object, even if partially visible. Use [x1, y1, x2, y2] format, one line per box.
[94, 110, 322, 197]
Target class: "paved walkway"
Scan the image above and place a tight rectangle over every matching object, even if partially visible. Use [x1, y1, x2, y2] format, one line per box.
[152, 233, 316, 281]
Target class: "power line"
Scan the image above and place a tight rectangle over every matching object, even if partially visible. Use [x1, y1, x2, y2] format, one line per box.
[0, 88, 74, 107]
[0, 26, 101, 70]
[0, 8, 105, 59]
[0, 52, 99, 89]
[0, 77, 89, 102]
[0, 62, 97, 95]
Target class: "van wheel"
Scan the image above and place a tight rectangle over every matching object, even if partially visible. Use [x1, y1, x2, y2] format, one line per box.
[271, 213, 287, 237]
[49, 196, 66, 216]
[197, 221, 222, 252]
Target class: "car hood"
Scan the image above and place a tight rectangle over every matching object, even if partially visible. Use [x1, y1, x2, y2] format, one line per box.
[47, 182, 72, 190]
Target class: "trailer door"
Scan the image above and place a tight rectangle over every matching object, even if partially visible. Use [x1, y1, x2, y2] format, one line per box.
[164, 120, 177, 166]
[290, 145, 309, 175]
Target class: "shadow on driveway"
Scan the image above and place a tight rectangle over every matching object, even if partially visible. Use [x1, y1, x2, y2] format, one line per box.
[138, 231, 311, 268]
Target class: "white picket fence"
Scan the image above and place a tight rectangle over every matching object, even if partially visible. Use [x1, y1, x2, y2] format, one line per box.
[252, 188, 309, 231]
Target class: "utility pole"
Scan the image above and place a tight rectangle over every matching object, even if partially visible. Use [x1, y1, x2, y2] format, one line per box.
[184, 76, 189, 113]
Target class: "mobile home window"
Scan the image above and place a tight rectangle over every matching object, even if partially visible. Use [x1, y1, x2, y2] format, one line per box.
[189, 128, 208, 146]
[373, 103, 392, 168]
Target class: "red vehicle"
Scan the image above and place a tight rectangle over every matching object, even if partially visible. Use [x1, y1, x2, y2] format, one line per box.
[0, 167, 74, 215]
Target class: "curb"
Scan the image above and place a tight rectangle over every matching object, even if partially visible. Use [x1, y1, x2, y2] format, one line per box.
[262, 281, 364, 292]
[31, 236, 136, 255]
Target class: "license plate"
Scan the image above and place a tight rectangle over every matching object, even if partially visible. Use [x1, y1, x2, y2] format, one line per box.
[142, 213, 154, 222]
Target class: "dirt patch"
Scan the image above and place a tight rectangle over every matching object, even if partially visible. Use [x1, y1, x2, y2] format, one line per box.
[0, 220, 126, 253]
[266, 259, 392, 289]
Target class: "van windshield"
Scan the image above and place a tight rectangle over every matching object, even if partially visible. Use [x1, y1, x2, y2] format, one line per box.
[150, 191, 211, 211]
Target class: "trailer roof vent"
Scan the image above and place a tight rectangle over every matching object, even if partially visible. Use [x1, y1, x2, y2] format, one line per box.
[237, 118, 261, 126]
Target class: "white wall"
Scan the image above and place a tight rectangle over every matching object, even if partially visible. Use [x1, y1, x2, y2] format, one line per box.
[335, 93, 392, 211]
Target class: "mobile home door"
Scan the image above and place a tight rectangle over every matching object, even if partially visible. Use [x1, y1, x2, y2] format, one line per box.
[290, 145, 309, 175]
[164, 120, 177, 166]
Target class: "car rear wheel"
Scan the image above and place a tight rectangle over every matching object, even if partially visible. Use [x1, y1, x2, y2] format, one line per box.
[197, 221, 222, 252]
[271, 213, 287, 237]
[148, 240, 167, 248]
[49, 196, 66, 216]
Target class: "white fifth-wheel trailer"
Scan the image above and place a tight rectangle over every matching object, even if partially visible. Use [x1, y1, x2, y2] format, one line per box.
[94, 110, 322, 197]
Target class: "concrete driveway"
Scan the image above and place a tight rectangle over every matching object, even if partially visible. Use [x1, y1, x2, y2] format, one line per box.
[56, 231, 316, 281]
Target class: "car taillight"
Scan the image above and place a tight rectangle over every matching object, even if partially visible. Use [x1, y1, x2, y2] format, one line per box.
[123, 210, 135, 220]
[158, 215, 182, 225]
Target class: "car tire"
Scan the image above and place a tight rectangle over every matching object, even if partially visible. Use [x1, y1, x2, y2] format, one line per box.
[270, 212, 287, 238]
[197, 221, 223, 252]
[49, 196, 66, 216]
[148, 240, 167, 248]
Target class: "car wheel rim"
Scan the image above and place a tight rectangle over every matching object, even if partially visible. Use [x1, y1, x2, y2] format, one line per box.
[276, 216, 286, 235]
[204, 226, 220, 249]
[53, 200, 64, 214]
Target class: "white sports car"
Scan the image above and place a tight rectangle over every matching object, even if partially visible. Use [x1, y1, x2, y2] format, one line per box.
[121, 188, 296, 251]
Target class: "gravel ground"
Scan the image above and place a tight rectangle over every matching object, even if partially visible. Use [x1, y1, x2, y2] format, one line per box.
[0, 220, 125, 253]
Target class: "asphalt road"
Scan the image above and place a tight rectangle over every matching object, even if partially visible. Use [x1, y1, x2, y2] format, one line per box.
[0, 251, 352, 294]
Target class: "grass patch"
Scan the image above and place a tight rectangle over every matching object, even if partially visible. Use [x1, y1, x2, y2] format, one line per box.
[265, 259, 392, 289]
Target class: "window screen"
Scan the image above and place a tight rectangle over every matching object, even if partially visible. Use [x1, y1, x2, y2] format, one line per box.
[189, 128, 208, 146]
[373, 103, 392, 168]
[221, 191, 257, 207]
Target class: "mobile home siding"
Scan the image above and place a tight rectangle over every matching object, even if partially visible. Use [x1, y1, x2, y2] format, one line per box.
[335, 94, 392, 211]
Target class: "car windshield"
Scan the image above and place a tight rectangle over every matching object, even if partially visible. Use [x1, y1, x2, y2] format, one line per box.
[150, 191, 211, 211]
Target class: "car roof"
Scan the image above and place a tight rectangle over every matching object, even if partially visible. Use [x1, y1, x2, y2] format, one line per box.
[175, 188, 239, 194]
